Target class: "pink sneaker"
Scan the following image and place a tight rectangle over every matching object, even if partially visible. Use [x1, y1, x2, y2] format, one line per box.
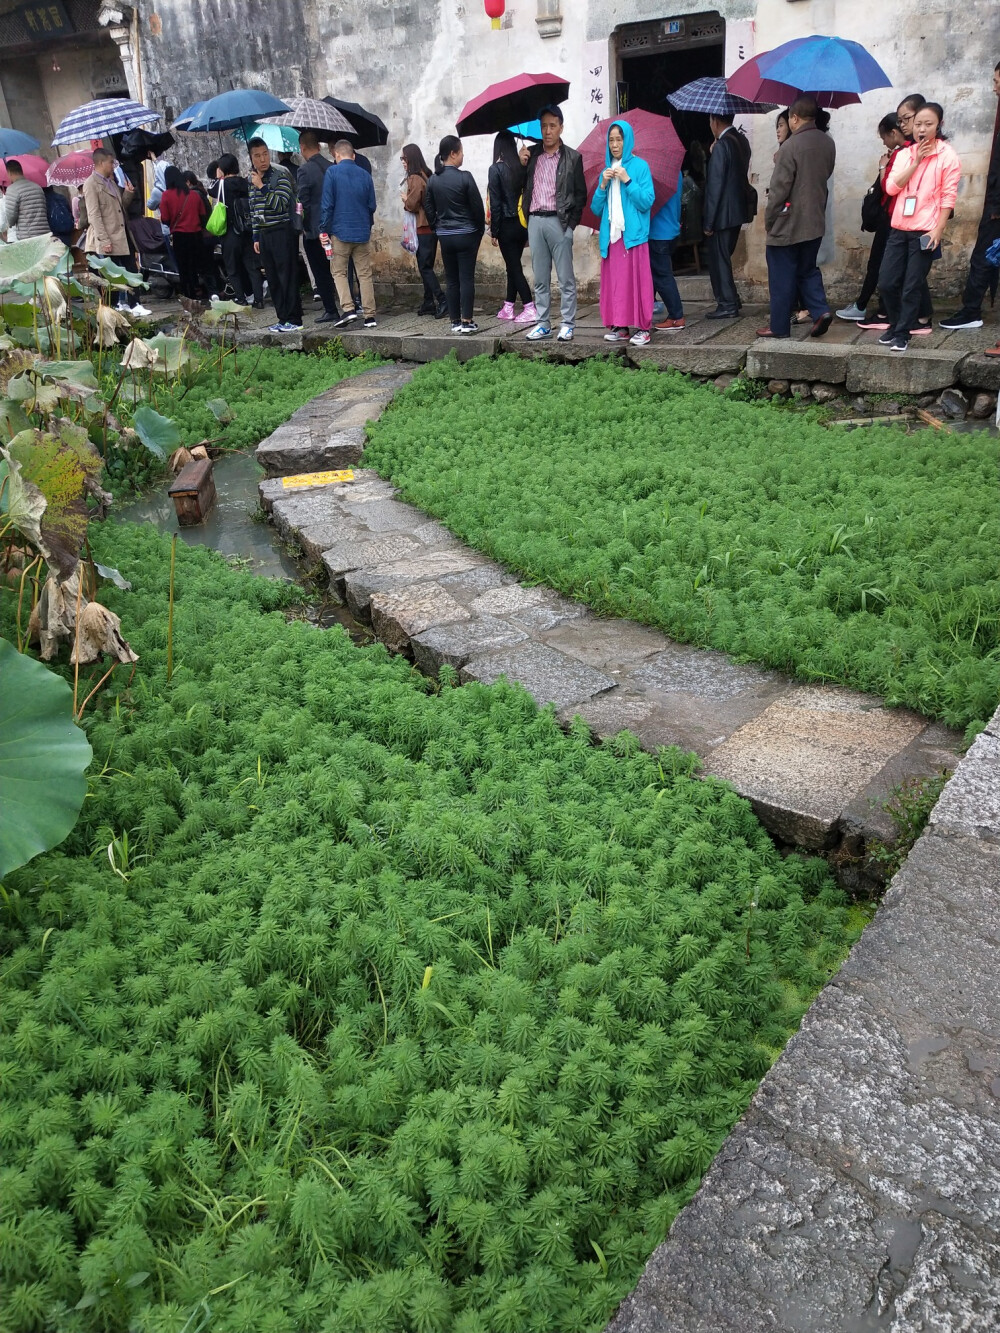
[514, 302, 537, 324]
[496, 301, 515, 321]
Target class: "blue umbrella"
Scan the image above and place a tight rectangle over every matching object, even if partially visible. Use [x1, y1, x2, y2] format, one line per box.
[667, 77, 778, 116]
[755, 35, 891, 99]
[171, 101, 206, 132]
[509, 120, 542, 140]
[237, 122, 300, 153]
[52, 98, 159, 145]
[186, 90, 291, 134]
[0, 128, 41, 155]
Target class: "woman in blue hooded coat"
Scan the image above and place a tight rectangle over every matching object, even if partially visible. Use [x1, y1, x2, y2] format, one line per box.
[591, 120, 657, 345]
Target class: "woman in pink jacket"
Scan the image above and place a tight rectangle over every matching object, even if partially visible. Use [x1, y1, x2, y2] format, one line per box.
[877, 102, 960, 353]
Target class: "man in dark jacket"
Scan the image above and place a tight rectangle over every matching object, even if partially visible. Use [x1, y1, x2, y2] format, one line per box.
[940, 60, 1000, 336]
[248, 137, 303, 333]
[522, 106, 587, 342]
[760, 96, 836, 339]
[297, 131, 340, 323]
[702, 115, 752, 318]
[321, 139, 378, 328]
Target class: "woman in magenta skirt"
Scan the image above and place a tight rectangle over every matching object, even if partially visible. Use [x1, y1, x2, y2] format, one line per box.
[591, 120, 656, 346]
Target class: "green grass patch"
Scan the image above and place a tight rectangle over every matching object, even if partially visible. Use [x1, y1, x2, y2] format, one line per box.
[0, 526, 860, 1333]
[363, 355, 1000, 734]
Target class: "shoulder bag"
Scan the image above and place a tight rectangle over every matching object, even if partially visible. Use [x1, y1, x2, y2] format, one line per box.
[206, 179, 228, 237]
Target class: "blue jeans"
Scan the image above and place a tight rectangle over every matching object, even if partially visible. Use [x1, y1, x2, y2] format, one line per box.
[766, 238, 829, 337]
[649, 239, 683, 319]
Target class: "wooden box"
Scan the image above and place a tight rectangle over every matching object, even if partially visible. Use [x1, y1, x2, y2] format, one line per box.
[168, 459, 216, 526]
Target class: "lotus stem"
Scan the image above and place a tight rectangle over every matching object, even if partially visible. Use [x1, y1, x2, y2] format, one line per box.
[166, 533, 177, 682]
[15, 554, 43, 653]
[76, 662, 117, 721]
[72, 563, 85, 711]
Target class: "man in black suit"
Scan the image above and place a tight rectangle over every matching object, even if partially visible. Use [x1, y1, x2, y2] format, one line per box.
[702, 113, 753, 318]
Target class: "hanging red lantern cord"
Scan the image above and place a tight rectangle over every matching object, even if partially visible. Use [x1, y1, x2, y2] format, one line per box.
[485, 0, 504, 29]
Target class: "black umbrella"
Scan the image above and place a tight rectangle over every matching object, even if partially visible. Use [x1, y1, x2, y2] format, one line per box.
[322, 97, 389, 149]
[119, 128, 175, 161]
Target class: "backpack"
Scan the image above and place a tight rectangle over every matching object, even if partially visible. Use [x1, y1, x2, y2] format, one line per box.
[744, 179, 759, 222]
[46, 188, 74, 237]
[861, 176, 883, 233]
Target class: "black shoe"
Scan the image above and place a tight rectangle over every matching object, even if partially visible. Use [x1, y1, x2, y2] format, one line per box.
[705, 307, 738, 319]
[416, 303, 434, 316]
[363, 317, 377, 328]
[334, 313, 358, 329]
[810, 312, 833, 338]
[316, 311, 339, 324]
[434, 299, 448, 319]
[251, 301, 265, 310]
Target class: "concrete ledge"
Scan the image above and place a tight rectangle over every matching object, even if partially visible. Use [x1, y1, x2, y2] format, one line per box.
[399, 334, 501, 362]
[746, 339, 850, 384]
[607, 700, 1000, 1333]
[845, 347, 966, 395]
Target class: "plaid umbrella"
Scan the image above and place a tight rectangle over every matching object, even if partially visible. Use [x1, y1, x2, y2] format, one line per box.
[47, 151, 95, 186]
[578, 109, 685, 231]
[260, 96, 354, 140]
[667, 77, 778, 116]
[53, 98, 159, 145]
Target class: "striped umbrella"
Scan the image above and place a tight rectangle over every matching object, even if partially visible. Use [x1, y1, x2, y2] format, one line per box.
[53, 98, 159, 145]
[47, 151, 95, 186]
[260, 96, 354, 141]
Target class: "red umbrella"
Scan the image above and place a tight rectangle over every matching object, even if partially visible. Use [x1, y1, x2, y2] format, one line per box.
[0, 153, 50, 187]
[578, 110, 685, 231]
[727, 58, 861, 109]
[47, 151, 95, 187]
[456, 71, 569, 137]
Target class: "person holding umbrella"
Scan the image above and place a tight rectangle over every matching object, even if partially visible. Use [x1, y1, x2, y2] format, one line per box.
[591, 121, 656, 346]
[82, 148, 150, 316]
[487, 130, 534, 323]
[523, 106, 587, 343]
[297, 130, 341, 324]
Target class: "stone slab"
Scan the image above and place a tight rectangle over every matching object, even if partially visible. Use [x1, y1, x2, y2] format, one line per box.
[540, 617, 666, 671]
[270, 490, 347, 542]
[959, 354, 1000, 392]
[704, 686, 927, 849]
[400, 334, 501, 363]
[369, 583, 471, 653]
[626, 343, 747, 376]
[845, 348, 966, 395]
[375, 550, 487, 581]
[437, 564, 518, 603]
[460, 642, 615, 711]
[256, 426, 366, 475]
[335, 331, 405, 360]
[411, 615, 529, 674]
[321, 532, 423, 582]
[929, 725, 1000, 842]
[343, 569, 421, 619]
[340, 497, 430, 533]
[412, 520, 461, 548]
[627, 643, 783, 701]
[746, 340, 850, 384]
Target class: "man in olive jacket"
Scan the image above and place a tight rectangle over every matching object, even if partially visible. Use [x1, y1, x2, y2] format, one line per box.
[760, 96, 836, 339]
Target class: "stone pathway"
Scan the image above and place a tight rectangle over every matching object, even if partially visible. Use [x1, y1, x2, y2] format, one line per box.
[257, 367, 961, 877]
[608, 703, 1000, 1333]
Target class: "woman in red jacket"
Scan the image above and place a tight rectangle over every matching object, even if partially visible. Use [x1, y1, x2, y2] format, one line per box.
[158, 165, 208, 299]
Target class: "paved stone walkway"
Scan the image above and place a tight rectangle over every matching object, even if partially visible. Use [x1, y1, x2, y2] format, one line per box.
[608, 702, 1000, 1333]
[226, 276, 1000, 398]
[257, 366, 961, 877]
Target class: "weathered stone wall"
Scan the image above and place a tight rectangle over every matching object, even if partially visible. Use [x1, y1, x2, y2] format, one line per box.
[134, 0, 999, 299]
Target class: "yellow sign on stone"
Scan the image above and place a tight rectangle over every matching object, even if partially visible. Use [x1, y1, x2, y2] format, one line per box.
[281, 469, 355, 489]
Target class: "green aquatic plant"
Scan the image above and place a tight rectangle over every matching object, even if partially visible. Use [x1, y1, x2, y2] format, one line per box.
[363, 355, 1000, 731]
[0, 525, 862, 1333]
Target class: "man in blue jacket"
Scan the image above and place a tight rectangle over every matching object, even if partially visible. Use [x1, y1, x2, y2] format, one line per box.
[320, 140, 378, 328]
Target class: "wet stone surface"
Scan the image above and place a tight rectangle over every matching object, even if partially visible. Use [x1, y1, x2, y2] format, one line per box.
[460, 642, 617, 711]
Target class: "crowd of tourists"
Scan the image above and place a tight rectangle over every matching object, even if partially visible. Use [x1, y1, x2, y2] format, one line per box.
[2, 59, 998, 350]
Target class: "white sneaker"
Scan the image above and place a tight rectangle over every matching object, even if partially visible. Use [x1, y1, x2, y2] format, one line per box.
[836, 303, 865, 321]
[525, 324, 552, 341]
[115, 300, 130, 312]
[450, 323, 464, 335]
[630, 330, 651, 346]
[604, 329, 629, 342]
[131, 303, 152, 318]
[556, 325, 574, 342]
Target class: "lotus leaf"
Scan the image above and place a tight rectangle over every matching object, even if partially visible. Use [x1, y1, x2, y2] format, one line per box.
[87, 254, 148, 289]
[0, 300, 36, 328]
[132, 405, 180, 459]
[144, 332, 191, 375]
[0, 637, 92, 879]
[5, 421, 105, 577]
[202, 299, 245, 325]
[0, 234, 68, 292]
[205, 397, 233, 423]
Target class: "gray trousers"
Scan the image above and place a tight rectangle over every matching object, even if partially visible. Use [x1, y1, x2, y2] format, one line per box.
[528, 213, 577, 329]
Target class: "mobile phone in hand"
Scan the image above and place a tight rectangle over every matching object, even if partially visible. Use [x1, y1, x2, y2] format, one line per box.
[919, 233, 934, 250]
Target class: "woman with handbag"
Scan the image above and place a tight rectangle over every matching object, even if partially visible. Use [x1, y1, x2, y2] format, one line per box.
[401, 144, 446, 317]
[214, 155, 264, 309]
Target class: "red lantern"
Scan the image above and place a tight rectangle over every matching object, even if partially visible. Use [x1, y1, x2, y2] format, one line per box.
[485, 0, 504, 29]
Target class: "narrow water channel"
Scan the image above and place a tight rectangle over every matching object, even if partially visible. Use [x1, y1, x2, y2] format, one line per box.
[115, 451, 370, 639]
